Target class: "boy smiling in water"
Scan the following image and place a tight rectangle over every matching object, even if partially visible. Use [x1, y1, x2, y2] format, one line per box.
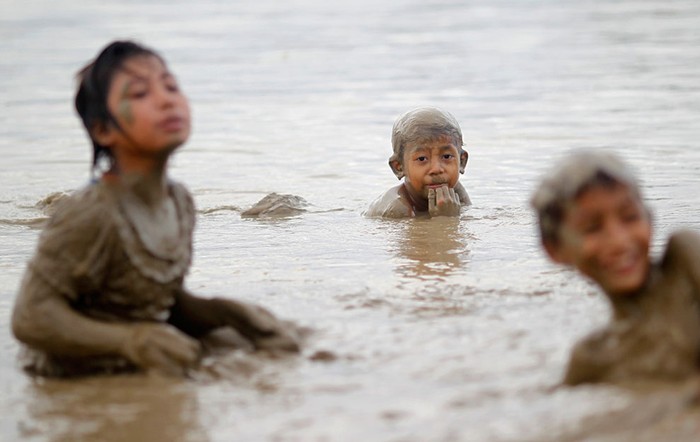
[365, 107, 471, 218]
[532, 151, 700, 385]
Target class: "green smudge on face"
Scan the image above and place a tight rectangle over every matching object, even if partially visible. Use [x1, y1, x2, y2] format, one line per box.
[118, 81, 134, 126]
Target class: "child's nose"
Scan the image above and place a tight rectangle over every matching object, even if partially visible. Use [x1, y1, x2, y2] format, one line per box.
[428, 157, 444, 174]
[155, 85, 175, 107]
[604, 219, 631, 249]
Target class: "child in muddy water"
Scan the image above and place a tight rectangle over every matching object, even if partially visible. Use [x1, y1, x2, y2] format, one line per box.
[364, 107, 471, 218]
[531, 150, 700, 386]
[11, 41, 299, 378]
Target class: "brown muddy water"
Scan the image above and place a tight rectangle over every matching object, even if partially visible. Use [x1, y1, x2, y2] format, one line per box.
[2, 0, 700, 441]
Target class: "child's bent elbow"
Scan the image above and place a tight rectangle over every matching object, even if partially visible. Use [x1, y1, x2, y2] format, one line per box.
[11, 290, 64, 350]
[11, 303, 40, 346]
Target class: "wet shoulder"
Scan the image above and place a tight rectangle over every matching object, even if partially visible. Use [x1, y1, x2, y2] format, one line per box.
[662, 229, 700, 270]
[454, 182, 471, 206]
[31, 183, 118, 294]
[43, 183, 116, 237]
[364, 185, 412, 218]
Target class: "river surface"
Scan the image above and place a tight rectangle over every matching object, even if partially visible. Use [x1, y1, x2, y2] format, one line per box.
[2, 0, 700, 440]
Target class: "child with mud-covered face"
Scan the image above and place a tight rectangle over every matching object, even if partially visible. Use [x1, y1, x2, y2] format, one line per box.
[364, 107, 471, 218]
[11, 41, 299, 378]
[532, 151, 700, 386]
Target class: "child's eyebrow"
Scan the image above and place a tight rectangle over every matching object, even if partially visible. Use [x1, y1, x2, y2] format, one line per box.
[118, 68, 148, 86]
[118, 67, 173, 86]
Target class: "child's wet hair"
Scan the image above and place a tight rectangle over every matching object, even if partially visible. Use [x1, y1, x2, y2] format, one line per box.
[389, 107, 466, 179]
[74, 40, 163, 175]
[530, 150, 644, 245]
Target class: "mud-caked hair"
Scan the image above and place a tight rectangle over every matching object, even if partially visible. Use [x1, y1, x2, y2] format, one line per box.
[530, 150, 645, 246]
[389, 107, 467, 179]
[74, 40, 163, 176]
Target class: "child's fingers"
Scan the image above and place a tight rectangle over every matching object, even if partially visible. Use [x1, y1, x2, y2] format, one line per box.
[428, 188, 436, 214]
[436, 185, 449, 205]
[152, 326, 201, 365]
[123, 323, 201, 374]
[449, 187, 459, 204]
[218, 299, 279, 336]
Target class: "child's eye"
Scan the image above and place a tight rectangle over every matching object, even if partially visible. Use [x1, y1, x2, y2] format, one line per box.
[129, 89, 148, 99]
[581, 221, 602, 234]
[621, 210, 641, 223]
[165, 80, 180, 93]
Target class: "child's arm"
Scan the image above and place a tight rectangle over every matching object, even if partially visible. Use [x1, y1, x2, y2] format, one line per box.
[563, 330, 613, 385]
[168, 289, 300, 352]
[12, 270, 201, 376]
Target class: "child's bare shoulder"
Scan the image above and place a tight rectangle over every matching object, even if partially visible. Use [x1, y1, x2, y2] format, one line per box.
[364, 185, 412, 218]
[662, 229, 700, 268]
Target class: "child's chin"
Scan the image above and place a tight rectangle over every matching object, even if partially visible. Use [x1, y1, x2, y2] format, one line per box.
[606, 278, 646, 297]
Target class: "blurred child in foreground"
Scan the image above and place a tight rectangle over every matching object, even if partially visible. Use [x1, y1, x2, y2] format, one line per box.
[532, 150, 700, 385]
[11, 41, 298, 378]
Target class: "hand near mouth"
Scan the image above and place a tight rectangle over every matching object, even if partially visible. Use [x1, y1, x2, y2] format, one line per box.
[428, 184, 461, 217]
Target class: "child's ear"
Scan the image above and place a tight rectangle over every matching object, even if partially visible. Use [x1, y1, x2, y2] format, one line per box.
[91, 121, 116, 147]
[459, 150, 469, 174]
[389, 159, 405, 180]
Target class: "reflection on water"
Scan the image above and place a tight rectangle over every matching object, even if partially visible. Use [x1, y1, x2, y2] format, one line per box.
[391, 217, 470, 282]
[20, 377, 206, 442]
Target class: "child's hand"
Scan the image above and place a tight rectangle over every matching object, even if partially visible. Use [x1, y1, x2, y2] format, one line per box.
[428, 185, 461, 217]
[213, 299, 301, 352]
[121, 323, 201, 376]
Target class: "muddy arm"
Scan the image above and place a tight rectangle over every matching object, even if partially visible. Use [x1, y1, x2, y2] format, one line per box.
[12, 271, 200, 375]
[562, 332, 613, 386]
[169, 289, 300, 351]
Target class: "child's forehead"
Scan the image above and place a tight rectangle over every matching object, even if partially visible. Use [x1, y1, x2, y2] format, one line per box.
[405, 134, 457, 150]
[568, 181, 641, 213]
[115, 55, 168, 81]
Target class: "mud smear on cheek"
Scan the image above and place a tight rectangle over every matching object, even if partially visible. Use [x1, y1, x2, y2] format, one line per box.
[118, 82, 134, 126]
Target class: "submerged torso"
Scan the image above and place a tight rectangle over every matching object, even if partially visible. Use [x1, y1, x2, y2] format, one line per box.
[20, 178, 196, 375]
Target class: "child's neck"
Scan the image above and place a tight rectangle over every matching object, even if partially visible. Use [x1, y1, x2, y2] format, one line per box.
[608, 264, 656, 318]
[105, 168, 169, 207]
[105, 153, 170, 206]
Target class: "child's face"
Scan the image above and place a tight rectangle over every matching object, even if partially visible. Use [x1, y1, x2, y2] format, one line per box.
[401, 135, 463, 202]
[547, 182, 651, 297]
[97, 55, 191, 161]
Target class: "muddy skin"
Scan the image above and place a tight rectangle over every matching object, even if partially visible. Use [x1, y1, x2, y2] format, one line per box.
[564, 230, 700, 386]
[118, 80, 134, 125]
[364, 182, 470, 218]
[11, 177, 299, 378]
[241, 192, 308, 217]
